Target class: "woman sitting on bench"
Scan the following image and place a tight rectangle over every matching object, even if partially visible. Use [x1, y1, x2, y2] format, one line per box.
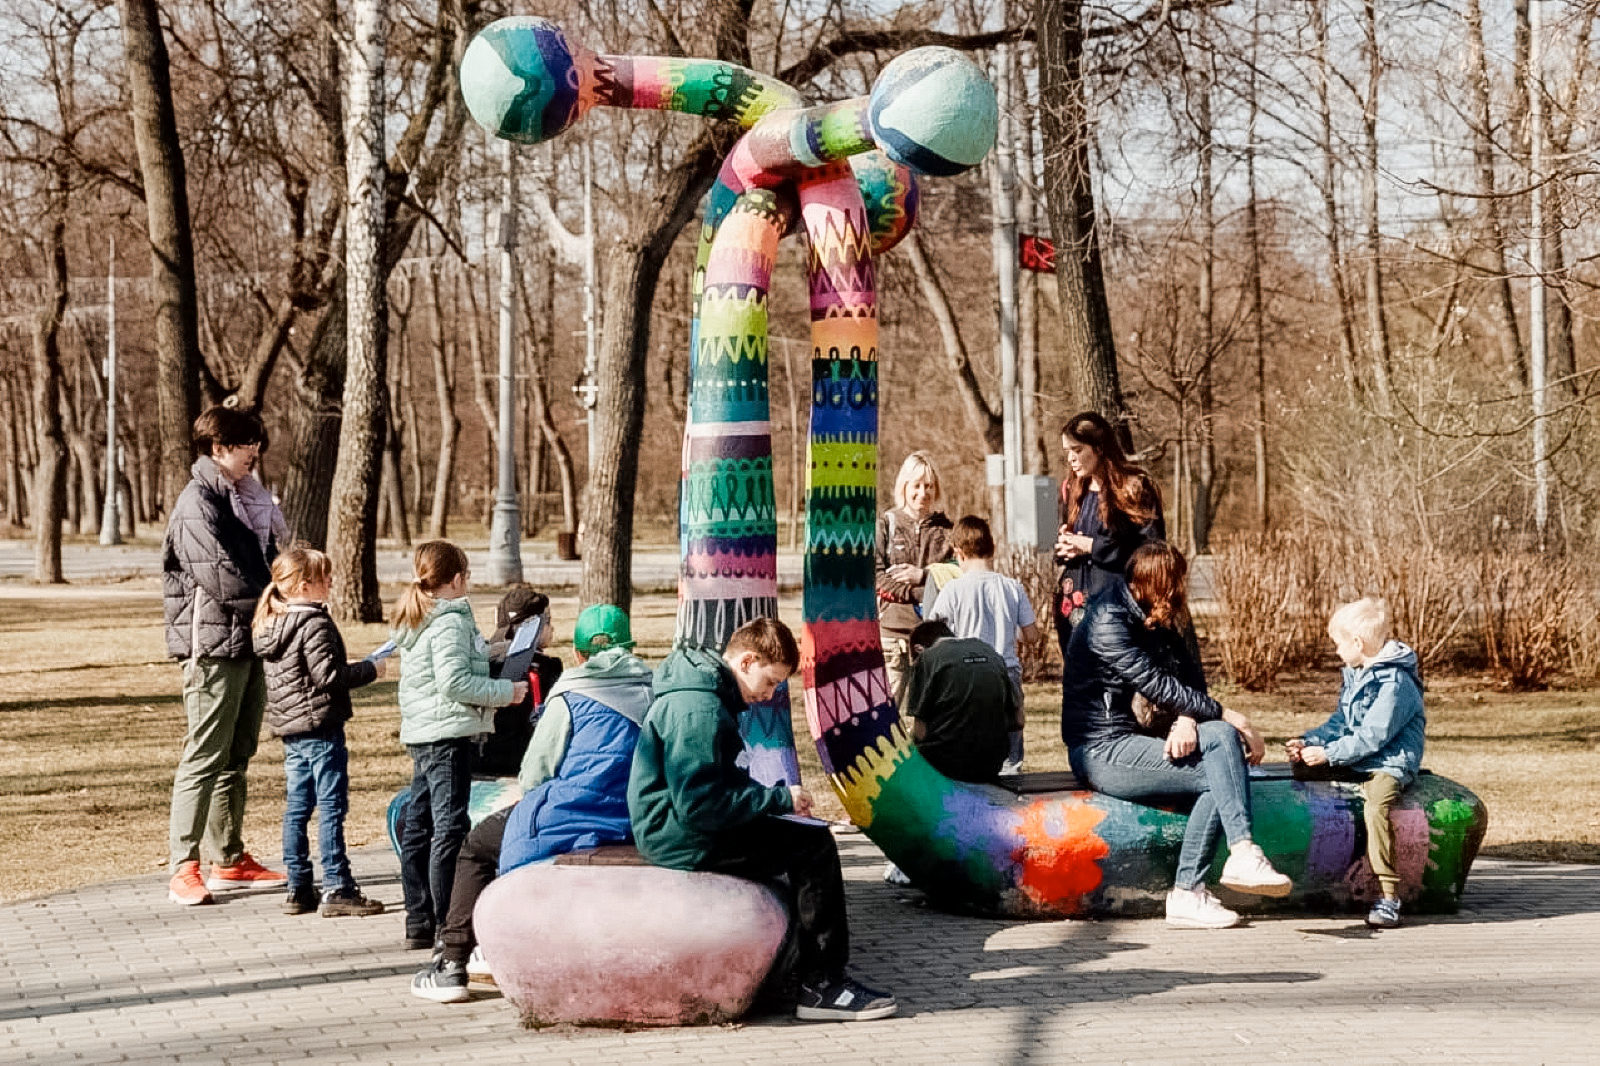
[1060, 541, 1291, 930]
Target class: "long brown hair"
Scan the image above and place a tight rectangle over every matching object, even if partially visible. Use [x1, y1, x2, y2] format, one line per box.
[252, 545, 331, 632]
[1127, 541, 1190, 632]
[391, 540, 470, 631]
[1061, 411, 1161, 529]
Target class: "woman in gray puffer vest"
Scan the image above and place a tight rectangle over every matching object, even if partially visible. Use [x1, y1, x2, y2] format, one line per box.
[253, 546, 385, 917]
[162, 406, 285, 906]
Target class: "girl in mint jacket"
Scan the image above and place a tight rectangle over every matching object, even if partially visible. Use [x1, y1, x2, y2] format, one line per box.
[390, 541, 526, 949]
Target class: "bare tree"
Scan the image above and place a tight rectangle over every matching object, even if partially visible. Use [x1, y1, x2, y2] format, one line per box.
[30, 154, 69, 583]
[327, 0, 387, 622]
[116, 0, 201, 507]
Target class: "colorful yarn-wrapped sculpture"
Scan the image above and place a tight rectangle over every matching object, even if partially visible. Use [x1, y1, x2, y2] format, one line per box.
[459, 18, 1488, 920]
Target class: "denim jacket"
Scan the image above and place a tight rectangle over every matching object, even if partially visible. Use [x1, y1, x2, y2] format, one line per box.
[1303, 640, 1426, 786]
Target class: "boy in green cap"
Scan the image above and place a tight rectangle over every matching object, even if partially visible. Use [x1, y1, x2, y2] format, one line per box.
[412, 603, 653, 1003]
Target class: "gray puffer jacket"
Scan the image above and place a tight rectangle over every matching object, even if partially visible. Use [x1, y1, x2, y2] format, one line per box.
[254, 604, 379, 739]
[162, 458, 274, 661]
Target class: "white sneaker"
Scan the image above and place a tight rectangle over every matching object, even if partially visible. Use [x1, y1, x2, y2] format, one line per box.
[882, 862, 912, 886]
[466, 946, 495, 985]
[1220, 841, 1293, 897]
[1165, 885, 1239, 929]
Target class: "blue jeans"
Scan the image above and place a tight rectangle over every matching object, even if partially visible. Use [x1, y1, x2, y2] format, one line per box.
[398, 738, 472, 937]
[282, 732, 354, 895]
[1070, 720, 1253, 889]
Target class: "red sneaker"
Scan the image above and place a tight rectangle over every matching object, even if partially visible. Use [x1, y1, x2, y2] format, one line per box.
[206, 852, 288, 891]
[168, 860, 214, 906]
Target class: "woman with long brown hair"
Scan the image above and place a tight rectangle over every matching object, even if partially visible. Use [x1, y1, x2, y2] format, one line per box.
[1060, 542, 1290, 929]
[1053, 412, 1165, 668]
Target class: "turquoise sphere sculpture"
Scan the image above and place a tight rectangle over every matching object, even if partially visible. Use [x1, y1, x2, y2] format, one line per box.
[460, 16, 587, 145]
[867, 46, 998, 177]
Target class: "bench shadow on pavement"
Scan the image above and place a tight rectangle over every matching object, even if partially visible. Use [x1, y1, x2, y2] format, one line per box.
[739, 844, 1322, 1057]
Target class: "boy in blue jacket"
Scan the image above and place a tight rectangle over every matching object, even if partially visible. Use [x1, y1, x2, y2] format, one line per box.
[1287, 596, 1425, 929]
[628, 617, 897, 1023]
[411, 603, 651, 1004]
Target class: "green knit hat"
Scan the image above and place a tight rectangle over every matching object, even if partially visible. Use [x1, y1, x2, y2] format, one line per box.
[573, 603, 634, 655]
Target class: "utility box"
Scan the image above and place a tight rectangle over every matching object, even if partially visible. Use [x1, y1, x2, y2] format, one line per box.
[1008, 475, 1060, 552]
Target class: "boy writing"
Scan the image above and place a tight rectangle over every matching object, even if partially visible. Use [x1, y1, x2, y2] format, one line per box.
[1286, 596, 1425, 928]
[628, 618, 897, 1022]
[926, 515, 1037, 773]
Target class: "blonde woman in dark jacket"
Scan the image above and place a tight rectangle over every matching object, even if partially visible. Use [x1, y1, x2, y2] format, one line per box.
[875, 452, 953, 697]
[253, 546, 386, 918]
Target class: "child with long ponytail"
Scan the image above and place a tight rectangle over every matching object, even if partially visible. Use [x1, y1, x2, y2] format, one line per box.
[253, 545, 386, 918]
[390, 540, 528, 951]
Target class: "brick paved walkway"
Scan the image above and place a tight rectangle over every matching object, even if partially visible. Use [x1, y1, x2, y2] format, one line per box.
[3, 836, 1594, 1065]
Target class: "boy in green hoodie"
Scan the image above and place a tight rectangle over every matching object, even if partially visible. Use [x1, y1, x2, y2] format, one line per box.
[628, 617, 897, 1023]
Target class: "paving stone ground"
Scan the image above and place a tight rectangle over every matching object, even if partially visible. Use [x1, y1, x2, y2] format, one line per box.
[3, 837, 1594, 1065]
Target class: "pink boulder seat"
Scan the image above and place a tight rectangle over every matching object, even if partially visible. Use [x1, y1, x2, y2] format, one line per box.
[472, 845, 792, 1027]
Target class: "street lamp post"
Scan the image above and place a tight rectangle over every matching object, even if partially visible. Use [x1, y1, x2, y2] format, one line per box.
[487, 136, 524, 585]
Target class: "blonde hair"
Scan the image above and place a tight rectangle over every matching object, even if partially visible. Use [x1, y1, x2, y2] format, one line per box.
[252, 545, 332, 631]
[892, 451, 941, 510]
[391, 540, 470, 631]
[1328, 596, 1391, 650]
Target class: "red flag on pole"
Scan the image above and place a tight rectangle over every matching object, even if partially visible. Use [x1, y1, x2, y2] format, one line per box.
[1018, 233, 1056, 274]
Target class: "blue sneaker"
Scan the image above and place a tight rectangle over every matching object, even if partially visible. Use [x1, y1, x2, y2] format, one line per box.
[1366, 897, 1402, 928]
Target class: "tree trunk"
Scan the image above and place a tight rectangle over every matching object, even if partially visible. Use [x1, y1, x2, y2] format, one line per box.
[278, 0, 475, 545]
[1037, 0, 1126, 438]
[427, 263, 460, 539]
[382, 322, 412, 546]
[1312, 0, 1363, 405]
[518, 253, 578, 535]
[2, 374, 26, 527]
[904, 230, 1004, 452]
[1246, 5, 1269, 532]
[1466, 0, 1526, 389]
[1192, 51, 1216, 554]
[116, 0, 201, 508]
[32, 161, 70, 584]
[578, 137, 726, 611]
[327, 0, 387, 623]
[1359, 0, 1394, 409]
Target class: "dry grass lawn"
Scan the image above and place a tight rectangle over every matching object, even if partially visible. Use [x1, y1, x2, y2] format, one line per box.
[2, 580, 1597, 904]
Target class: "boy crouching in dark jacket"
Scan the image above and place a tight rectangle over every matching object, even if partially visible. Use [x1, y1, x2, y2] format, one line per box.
[253, 546, 385, 918]
[627, 617, 897, 1023]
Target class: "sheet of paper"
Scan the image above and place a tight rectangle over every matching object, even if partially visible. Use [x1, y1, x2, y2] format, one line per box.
[365, 639, 396, 663]
[776, 813, 830, 827]
[507, 617, 541, 657]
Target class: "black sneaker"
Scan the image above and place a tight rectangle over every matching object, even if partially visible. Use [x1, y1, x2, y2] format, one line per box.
[410, 957, 470, 1004]
[320, 888, 385, 918]
[282, 887, 319, 916]
[404, 926, 436, 950]
[795, 975, 898, 1022]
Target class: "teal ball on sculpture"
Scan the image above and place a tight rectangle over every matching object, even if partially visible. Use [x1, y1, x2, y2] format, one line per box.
[850, 152, 920, 255]
[868, 47, 997, 177]
[460, 16, 585, 145]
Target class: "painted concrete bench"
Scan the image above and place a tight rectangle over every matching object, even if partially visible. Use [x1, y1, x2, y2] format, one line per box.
[875, 764, 1488, 919]
[472, 845, 790, 1027]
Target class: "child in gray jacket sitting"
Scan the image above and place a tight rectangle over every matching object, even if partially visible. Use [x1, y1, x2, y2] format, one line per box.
[1287, 596, 1426, 929]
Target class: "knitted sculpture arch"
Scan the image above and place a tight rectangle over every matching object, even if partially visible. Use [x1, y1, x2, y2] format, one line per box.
[460, 19, 1487, 918]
